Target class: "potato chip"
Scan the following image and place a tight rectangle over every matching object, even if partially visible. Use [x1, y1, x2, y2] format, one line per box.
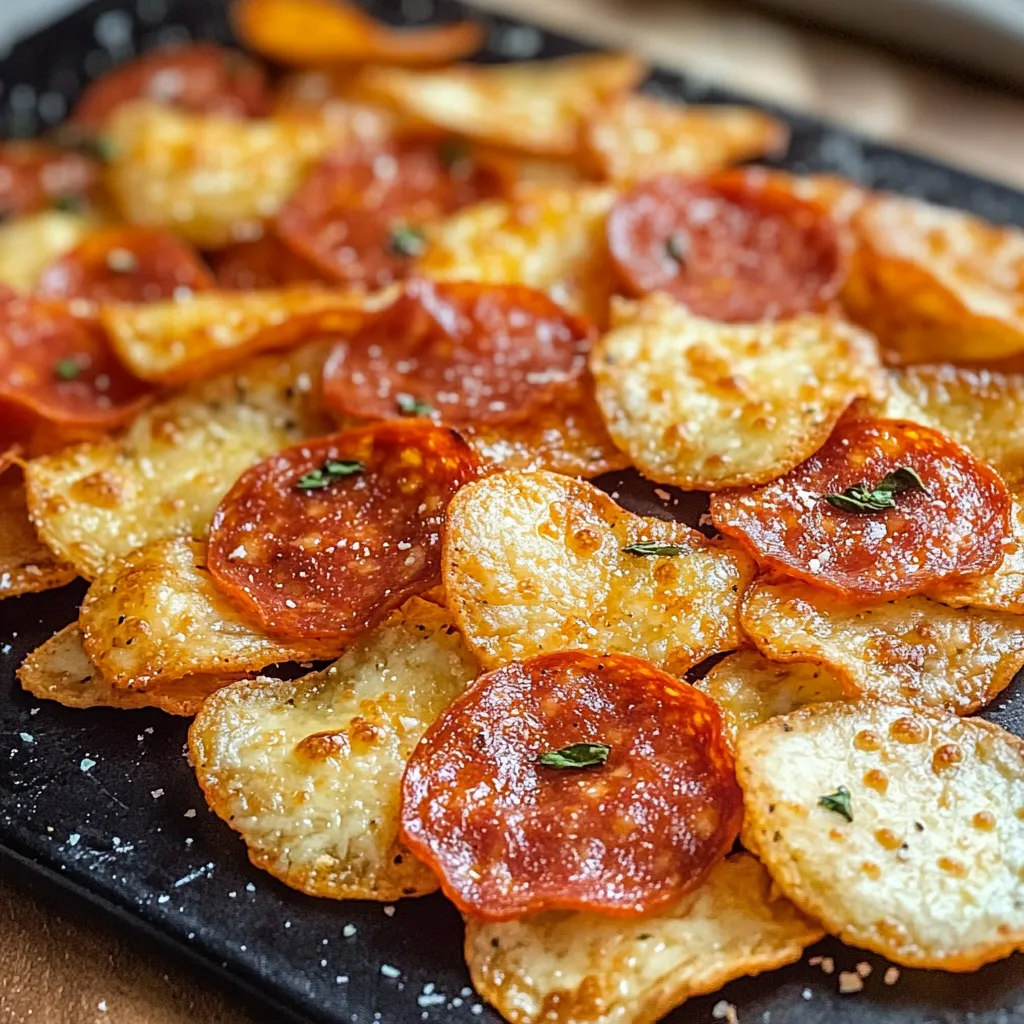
[104, 101, 348, 248]
[189, 597, 478, 900]
[101, 287, 384, 385]
[843, 192, 1024, 363]
[737, 700, 1024, 969]
[416, 184, 619, 326]
[0, 210, 102, 294]
[741, 578, 1024, 715]
[444, 470, 755, 673]
[361, 54, 646, 158]
[582, 95, 788, 184]
[0, 472, 75, 599]
[80, 538, 345, 688]
[590, 294, 885, 488]
[465, 852, 824, 1024]
[18, 624, 223, 715]
[25, 342, 332, 579]
[694, 650, 847, 745]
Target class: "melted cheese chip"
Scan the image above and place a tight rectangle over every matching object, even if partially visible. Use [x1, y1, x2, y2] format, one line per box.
[742, 579, 1024, 715]
[444, 470, 755, 673]
[80, 538, 344, 688]
[737, 701, 1024, 970]
[0, 210, 101, 293]
[591, 295, 885, 488]
[465, 852, 823, 1024]
[189, 597, 478, 900]
[0, 473, 75, 600]
[25, 342, 332, 579]
[18, 624, 223, 715]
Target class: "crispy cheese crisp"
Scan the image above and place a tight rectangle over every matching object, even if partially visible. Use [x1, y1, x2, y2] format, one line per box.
[742, 579, 1024, 715]
[737, 701, 1024, 970]
[0, 473, 75, 600]
[189, 597, 478, 900]
[444, 470, 755, 674]
[0, 210, 102, 294]
[591, 294, 885, 488]
[465, 853, 823, 1024]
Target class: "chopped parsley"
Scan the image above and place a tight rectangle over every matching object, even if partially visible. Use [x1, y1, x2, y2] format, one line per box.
[538, 742, 611, 770]
[665, 232, 689, 264]
[438, 139, 471, 170]
[50, 125, 115, 162]
[396, 393, 434, 417]
[53, 357, 81, 381]
[825, 466, 930, 514]
[51, 194, 84, 214]
[621, 541, 686, 557]
[388, 224, 426, 258]
[818, 786, 853, 822]
[295, 459, 364, 491]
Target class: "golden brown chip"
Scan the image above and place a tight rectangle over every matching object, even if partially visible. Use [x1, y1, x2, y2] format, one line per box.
[737, 701, 1024, 970]
[591, 294, 885, 488]
[0, 473, 75, 600]
[444, 470, 755, 674]
[189, 597, 478, 900]
[741, 578, 1024, 715]
[465, 852, 823, 1024]
[0, 210, 102, 293]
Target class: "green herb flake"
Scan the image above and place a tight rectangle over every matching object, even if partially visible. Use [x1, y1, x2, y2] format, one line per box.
[396, 393, 434, 417]
[665, 232, 688, 264]
[818, 785, 853, 822]
[621, 541, 686, 557]
[295, 459, 364, 491]
[538, 742, 611, 770]
[388, 224, 426, 258]
[50, 126, 116, 163]
[438, 139, 471, 169]
[825, 466, 930, 514]
[53, 358, 81, 381]
[51, 194, 84, 214]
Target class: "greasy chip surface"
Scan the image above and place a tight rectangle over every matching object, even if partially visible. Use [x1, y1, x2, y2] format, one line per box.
[465, 853, 823, 1024]
[0, 210, 103, 294]
[737, 701, 1024, 969]
[0, 473, 75, 600]
[80, 538, 344, 687]
[208, 421, 480, 640]
[591, 294, 884, 488]
[25, 342, 331, 579]
[741, 578, 1024, 715]
[712, 418, 1013, 600]
[401, 651, 741, 919]
[444, 470, 754, 673]
[190, 598, 478, 900]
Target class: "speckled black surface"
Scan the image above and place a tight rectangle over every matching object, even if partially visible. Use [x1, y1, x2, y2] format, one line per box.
[2, 2, 1024, 1022]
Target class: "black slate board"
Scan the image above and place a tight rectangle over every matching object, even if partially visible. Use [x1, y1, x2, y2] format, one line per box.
[2, 2, 1024, 1022]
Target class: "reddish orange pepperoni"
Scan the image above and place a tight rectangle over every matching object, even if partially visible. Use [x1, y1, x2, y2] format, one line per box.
[211, 234, 328, 290]
[322, 278, 592, 427]
[0, 142, 100, 219]
[711, 417, 1012, 600]
[72, 43, 271, 130]
[607, 172, 844, 322]
[208, 421, 481, 640]
[35, 226, 215, 303]
[275, 138, 504, 289]
[401, 651, 741, 920]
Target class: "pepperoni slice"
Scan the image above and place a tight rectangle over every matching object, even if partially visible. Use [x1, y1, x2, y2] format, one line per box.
[322, 278, 592, 427]
[400, 651, 741, 920]
[711, 417, 1012, 600]
[72, 43, 271, 130]
[211, 234, 328, 290]
[275, 138, 504, 289]
[607, 172, 844, 322]
[208, 421, 481, 640]
[0, 141, 101, 219]
[35, 226, 215, 303]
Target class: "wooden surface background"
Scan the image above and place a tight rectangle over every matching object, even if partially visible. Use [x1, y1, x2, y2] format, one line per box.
[3, 1, 1024, 1022]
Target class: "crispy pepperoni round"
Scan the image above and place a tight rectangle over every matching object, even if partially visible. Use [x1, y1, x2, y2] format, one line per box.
[210, 234, 328, 290]
[35, 226, 215, 303]
[322, 278, 592, 427]
[711, 417, 1012, 600]
[72, 44, 271, 130]
[0, 141, 101, 219]
[275, 138, 504, 289]
[400, 651, 741, 920]
[208, 421, 481, 640]
[607, 172, 843, 322]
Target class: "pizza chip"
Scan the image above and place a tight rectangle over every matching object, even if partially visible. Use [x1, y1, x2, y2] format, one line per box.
[742, 578, 1024, 715]
[189, 597, 478, 900]
[737, 701, 1024, 970]
[465, 852, 824, 1024]
[591, 294, 885, 488]
[444, 470, 755, 673]
[0, 210, 102, 294]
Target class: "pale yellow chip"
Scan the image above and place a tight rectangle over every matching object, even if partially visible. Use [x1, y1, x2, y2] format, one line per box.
[361, 53, 646, 158]
[0, 473, 76, 600]
[104, 101, 348, 248]
[737, 700, 1024, 970]
[582, 95, 788, 184]
[25, 342, 332, 579]
[80, 538, 344, 688]
[101, 287, 385, 385]
[741, 578, 1024, 715]
[694, 650, 847, 746]
[0, 210, 101, 293]
[843, 192, 1024, 363]
[465, 852, 824, 1024]
[417, 184, 619, 326]
[444, 470, 755, 674]
[18, 624, 224, 716]
[189, 597, 478, 900]
[590, 294, 885, 488]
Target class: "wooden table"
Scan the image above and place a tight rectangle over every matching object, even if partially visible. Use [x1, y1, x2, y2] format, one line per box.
[3, 1, 1024, 1022]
